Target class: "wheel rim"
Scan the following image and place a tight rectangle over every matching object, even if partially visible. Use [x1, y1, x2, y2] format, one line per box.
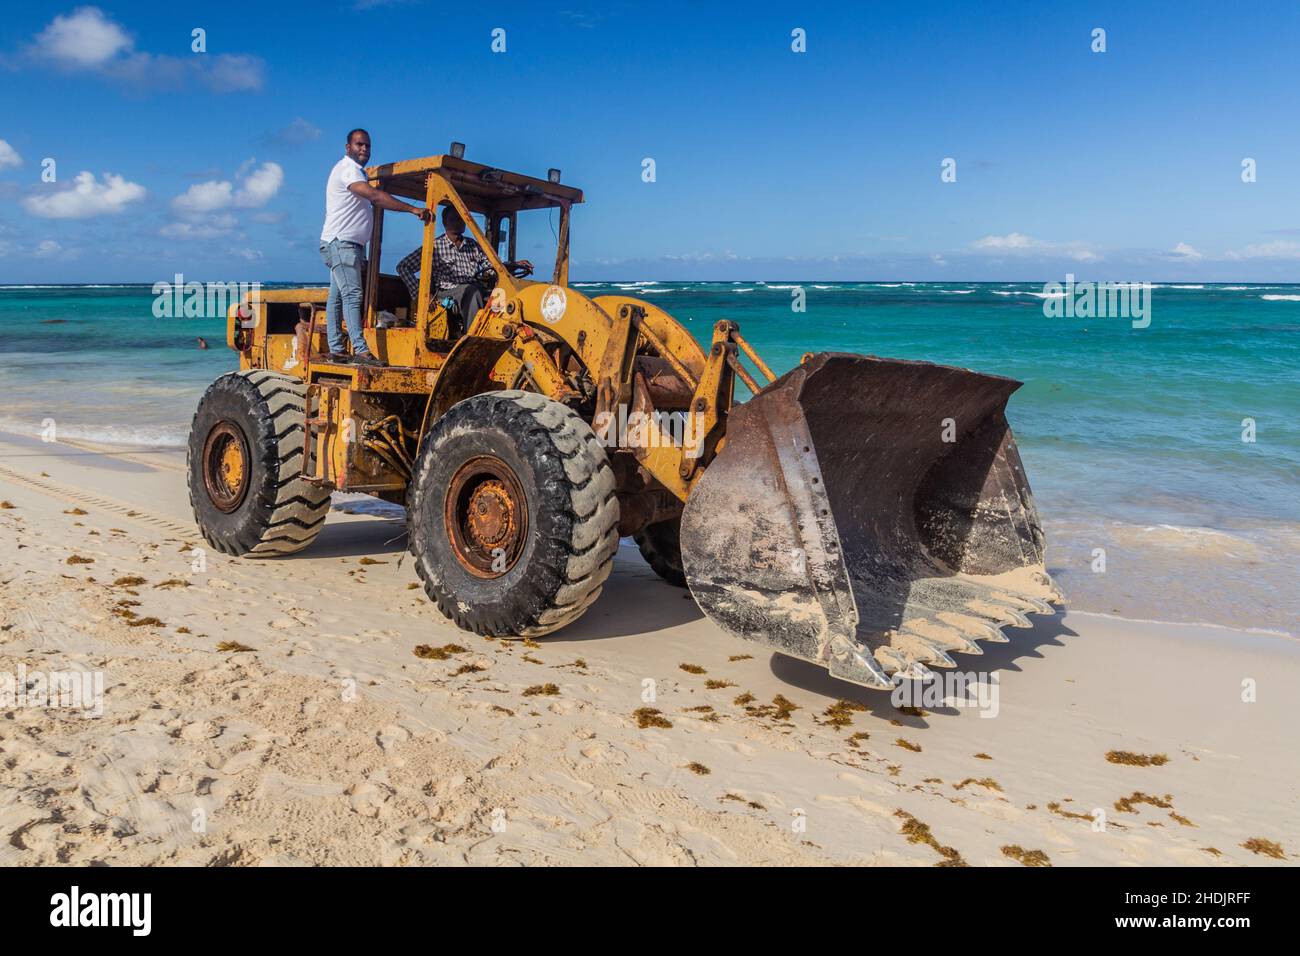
[445, 455, 528, 578]
[202, 420, 251, 513]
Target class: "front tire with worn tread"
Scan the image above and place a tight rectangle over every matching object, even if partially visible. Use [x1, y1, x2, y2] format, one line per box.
[187, 370, 330, 557]
[407, 390, 619, 638]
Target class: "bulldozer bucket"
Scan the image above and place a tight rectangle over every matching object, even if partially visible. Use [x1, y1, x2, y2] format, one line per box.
[680, 352, 1062, 689]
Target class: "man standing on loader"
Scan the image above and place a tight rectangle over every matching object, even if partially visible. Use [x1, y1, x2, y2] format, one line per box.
[396, 206, 532, 336]
[320, 128, 431, 365]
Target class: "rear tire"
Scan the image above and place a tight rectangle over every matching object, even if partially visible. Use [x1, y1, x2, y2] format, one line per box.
[187, 370, 330, 556]
[634, 517, 687, 587]
[407, 390, 619, 637]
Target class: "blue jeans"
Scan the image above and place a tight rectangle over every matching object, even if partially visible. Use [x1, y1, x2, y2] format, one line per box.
[320, 239, 369, 355]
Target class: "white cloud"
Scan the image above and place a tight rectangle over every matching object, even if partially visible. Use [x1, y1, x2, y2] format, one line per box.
[34, 239, 63, 258]
[267, 117, 321, 146]
[972, 232, 1098, 262]
[973, 232, 1038, 251]
[1168, 242, 1202, 260]
[25, 8, 264, 93]
[161, 214, 238, 239]
[234, 162, 283, 208]
[23, 171, 145, 218]
[1224, 240, 1300, 260]
[33, 6, 131, 67]
[172, 180, 234, 215]
[0, 140, 22, 170]
[205, 54, 266, 94]
[170, 162, 282, 220]
[229, 247, 263, 261]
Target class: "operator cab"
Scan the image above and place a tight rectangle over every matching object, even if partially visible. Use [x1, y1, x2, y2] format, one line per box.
[363, 146, 583, 348]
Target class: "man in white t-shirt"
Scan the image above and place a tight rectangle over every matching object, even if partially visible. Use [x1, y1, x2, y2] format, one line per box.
[319, 128, 431, 365]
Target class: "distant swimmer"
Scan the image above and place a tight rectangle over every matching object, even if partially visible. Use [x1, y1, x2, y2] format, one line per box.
[197, 337, 208, 349]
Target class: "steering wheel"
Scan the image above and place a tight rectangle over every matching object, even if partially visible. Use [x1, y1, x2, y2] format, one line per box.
[508, 262, 534, 279]
[473, 264, 498, 288]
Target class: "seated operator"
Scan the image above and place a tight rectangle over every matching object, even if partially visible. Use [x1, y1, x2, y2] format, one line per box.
[396, 206, 532, 334]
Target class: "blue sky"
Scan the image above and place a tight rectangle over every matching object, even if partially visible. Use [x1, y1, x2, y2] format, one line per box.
[1, 0, 1298, 282]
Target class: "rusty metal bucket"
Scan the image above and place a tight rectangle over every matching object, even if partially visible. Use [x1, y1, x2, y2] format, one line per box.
[679, 352, 1062, 689]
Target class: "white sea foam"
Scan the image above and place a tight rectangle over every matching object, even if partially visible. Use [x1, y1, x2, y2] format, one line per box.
[0, 417, 187, 447]
[1069, 610, 1295, 640]
[0, 284, 135, 290]
[1260, 294, 1300, 301]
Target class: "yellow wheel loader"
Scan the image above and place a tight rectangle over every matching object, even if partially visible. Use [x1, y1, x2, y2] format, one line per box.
[187, 149, 1061, 689]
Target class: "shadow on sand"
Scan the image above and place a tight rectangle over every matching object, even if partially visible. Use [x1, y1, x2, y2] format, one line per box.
[544, 561, 704, 645]
[282, 515, 409, 560]
[767, 611, 1079, 724]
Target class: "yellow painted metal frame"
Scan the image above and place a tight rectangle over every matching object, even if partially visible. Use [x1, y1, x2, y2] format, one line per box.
[225, 157, 781, 508]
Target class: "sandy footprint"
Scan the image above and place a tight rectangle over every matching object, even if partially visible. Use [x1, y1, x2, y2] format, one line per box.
[707, 738, 757, 757]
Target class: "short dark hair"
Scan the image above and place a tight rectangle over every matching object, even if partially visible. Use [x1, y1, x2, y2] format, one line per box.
[346, 128, 369, 143]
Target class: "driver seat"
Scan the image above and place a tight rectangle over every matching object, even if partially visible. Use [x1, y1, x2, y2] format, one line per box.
[437, 282, 488, 339]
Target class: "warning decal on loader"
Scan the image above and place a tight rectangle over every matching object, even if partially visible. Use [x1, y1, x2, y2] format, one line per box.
[540, 286, 567, 324]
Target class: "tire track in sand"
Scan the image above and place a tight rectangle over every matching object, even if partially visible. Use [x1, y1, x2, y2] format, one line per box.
[0, 464, 196, 539]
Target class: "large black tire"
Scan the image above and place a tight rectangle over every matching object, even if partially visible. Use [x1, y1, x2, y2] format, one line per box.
[187, 370, 331, 556]
[407, 390, 619, 637]
[634, 517, 687, 587]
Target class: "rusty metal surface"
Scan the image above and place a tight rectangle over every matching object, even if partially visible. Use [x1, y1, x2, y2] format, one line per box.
[444, 455, 529, 578]
[680, 352, 1063, 689]
[201, 421, 250, 514]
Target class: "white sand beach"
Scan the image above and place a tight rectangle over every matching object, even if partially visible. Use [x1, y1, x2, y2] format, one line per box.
[1, 430, 1296, 866]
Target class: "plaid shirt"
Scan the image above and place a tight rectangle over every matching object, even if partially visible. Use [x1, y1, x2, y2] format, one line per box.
[396, 233, 490, 300]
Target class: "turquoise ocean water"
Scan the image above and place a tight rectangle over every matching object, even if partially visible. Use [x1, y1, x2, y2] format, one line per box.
[2, 281, 1296, 634]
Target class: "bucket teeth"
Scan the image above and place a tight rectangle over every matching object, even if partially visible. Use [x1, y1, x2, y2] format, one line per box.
[1014, 596, 1057, 616]
[898, 619, 983, 656]
[935, 612, 1011, 644]
[1000, 608, 1034, 629]
[977, 624, 1011, 644]
[892, 633, 957, 669]
[873, 646, 912, 675]
[827, 635, 896, 689]
[1028, 570, 1064, 602]
[904, 661, 935, 681]
[992, 593, 1046, 617]
[873, 646, 934, 681]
